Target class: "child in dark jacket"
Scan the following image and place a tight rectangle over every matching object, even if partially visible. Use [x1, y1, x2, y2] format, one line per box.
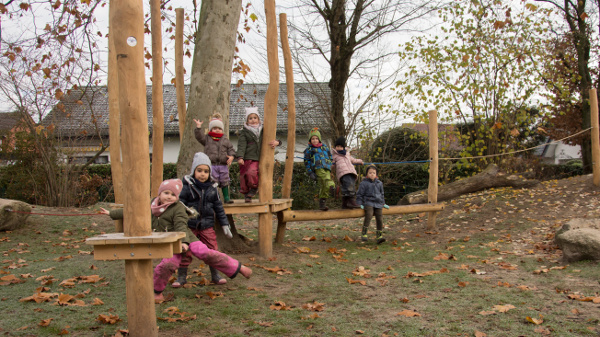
[193, 112, 236, 204]
[236, 107, 281, 203]
[332, 137, 363, 209]
[100, 178, 251, 302]
[356, 165, 389, 244]
[303, 127, 336, 211]
[174, 152, 234, 287]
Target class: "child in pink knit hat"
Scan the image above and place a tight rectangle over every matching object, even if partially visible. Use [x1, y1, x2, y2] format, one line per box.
[100, 178, 252, 302]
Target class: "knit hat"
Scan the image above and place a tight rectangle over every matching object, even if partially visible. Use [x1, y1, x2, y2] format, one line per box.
[309, 127, 322, 142]
[334, 137, 346, 148]
[190, 152, 212, 175]
[158, 179, 183, 199]
[208, 113, 224, 131]
[244, 107, 260, 122]
[366, 165, 378, 175]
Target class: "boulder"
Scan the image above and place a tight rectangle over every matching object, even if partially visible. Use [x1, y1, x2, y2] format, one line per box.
[0, 198, 32, 231]
[555, 219, 600, 262]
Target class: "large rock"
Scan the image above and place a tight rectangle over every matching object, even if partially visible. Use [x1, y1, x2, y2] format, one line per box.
[555, 219, 600, 262]
[0, 199, 32, 231]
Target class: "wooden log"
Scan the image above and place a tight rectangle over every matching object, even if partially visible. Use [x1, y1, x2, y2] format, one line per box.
[590, 88, 599, 186]
[427, 110, 439, 230]
[400, 164, 539, 205]
[258, 0, 279, 258]
[279, 203, 444, 223]
[0, 199, 32, 231]
[108, 1, 123, 213]
[111, 0, 155, 334]
[276, 12, 295, 244]
[175, 8, 186, 141]
[150, 0, 164, 197]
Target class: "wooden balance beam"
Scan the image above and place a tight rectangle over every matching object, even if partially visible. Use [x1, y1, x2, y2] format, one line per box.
[277, 203, 444, 223]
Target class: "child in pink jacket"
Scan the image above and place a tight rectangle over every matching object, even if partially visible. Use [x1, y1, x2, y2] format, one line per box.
[332, 137, 363, 209]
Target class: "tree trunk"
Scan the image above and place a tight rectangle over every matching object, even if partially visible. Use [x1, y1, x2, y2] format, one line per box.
[400, 164, 540, 205]
[176, 0, 242, 177]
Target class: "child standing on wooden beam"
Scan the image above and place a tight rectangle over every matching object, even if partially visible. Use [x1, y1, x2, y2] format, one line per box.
[304, 127, 336, 211]
[357, 165, 389, 244]
[193, 113, 236, 204]
[235, 107, 281, 203]
[332, 137, 363, 209]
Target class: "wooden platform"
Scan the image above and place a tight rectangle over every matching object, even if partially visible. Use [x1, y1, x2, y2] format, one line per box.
[278, 203, 444, 222]
[86, 232, 186, 261]
[223, 198, 292, 214]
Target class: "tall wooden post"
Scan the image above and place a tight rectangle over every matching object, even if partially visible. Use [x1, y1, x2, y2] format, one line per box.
[150, 0, 164, 197]
[275, 12, 295, 244]
[590, 89, 600, 186]
[108, 2, 123, 232]
[427, 110, 439, 230]
[175, 8, 186, 141]
[111, 0, 156, 335]
[258, 0, 279, 258]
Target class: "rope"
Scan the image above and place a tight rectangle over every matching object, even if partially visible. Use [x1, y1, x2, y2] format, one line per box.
[5, 209, 103, 216]
[439, 127, 591, 161]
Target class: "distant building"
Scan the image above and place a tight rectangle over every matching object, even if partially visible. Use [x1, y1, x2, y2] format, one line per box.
[41, 82, 331, 164]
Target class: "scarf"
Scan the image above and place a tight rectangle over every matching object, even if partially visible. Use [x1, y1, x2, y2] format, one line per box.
[208, 131, 223, 141]
[337, 149, 347, 156]
[244, 123, 262, 139]
[193, 178, 213, 191]
[311, 142, 323, 148]
[151, 197, 176, 217]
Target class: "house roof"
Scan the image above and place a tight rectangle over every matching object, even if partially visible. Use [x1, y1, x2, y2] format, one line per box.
[0, 112, 23, 131]
[41, 82, 331, 137]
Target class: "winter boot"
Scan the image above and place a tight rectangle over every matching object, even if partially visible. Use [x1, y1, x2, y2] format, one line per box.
[244, 194, 252, 203]
[329, 185, 336, 199]
[171, 267, 188, 288]
[361, 226, 368, 241]
[376, 231, 386, 245]
[346, 197, 361, 209]
[222, 186, 234, 204]
[210, 266, 227, 285]
[319, 198, 329, 211]
[341, 196, 349, 209]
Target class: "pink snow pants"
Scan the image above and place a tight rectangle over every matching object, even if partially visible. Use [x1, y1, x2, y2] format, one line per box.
[153, 240, 241, 293]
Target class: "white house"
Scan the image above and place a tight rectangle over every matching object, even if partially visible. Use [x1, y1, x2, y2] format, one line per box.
[42, 82, 332, 164]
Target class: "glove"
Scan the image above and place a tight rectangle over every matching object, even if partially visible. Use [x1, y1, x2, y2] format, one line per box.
[222, 225, 233, 239]
[383, 204, 389, 209]
[309, 172, 317, 181]
[360, 205, 364, 209]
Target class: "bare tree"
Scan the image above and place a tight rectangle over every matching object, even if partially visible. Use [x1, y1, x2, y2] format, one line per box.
[281, 0, 441, 142]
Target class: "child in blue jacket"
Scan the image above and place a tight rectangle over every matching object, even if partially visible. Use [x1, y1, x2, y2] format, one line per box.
[303, 128, 335, 211]
[357, 165, 389, 244]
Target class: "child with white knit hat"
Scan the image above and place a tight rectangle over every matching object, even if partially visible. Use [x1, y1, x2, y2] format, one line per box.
[235, 106, 281, 203]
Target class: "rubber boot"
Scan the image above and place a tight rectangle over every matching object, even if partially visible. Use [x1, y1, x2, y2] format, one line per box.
[222, 186, 234, 204]
[376, 230, 386, 244]
[361, 226, 368, 242]
[210, 266, 227, 285]
[341, 196, 349, 209]
[346, 197, 361, 209]
[171, 267, 188, 288]
[319, 198, 329, 211]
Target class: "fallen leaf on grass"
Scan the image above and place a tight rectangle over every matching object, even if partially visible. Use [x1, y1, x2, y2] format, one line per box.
[294, 247, 311, 254]
[493, 304, 516, 313]
[478, 311, 497, 316]
[352, 266, 371, 277]
[343, 235, 353, 241]
[255, 321, 274, 327]
[96, 314, 121, 324]
[270, 301, 293, 311]
[205, 291, 223, 299]
[302, 236, 316, 241]
[458, 281, 469, 287]
[91, 298, 104, 305]
[302, 301, 325, 312]
[525, 314, 543, 325]
[396, 309, 421, 317]
[346, 278, 367, 285]
[475, 331, 487, 337]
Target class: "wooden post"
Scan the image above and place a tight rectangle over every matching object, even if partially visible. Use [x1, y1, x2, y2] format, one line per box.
[258, 0, 279, 258]
[275, 12, 295, 244]
[427, 110, 439, 230]
[150, 0, 164, 197]
[110, 0, 156, 334]
[108, 2, 123, 232]
[590, 89, 600, 186]
[175, 8, 186, 141]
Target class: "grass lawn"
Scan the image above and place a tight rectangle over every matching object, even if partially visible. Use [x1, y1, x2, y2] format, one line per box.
[1, 174, 599, 336]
